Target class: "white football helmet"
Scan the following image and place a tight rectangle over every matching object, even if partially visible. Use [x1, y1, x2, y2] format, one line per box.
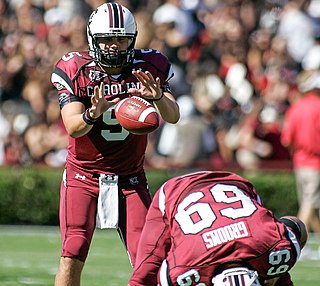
[211, 267, 261, 286]
[87, 2, 137, 68]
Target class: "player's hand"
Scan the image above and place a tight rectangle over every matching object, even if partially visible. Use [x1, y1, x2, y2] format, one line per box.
[90, 82, 120, 118]
[129, 70, 163, 101]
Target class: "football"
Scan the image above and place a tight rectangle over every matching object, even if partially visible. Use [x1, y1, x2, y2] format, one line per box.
[114, 96, 160, 135]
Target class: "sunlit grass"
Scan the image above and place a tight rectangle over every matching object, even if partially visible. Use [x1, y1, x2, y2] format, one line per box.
[0, 225, 319, 286]
[0, 226, 131, 286]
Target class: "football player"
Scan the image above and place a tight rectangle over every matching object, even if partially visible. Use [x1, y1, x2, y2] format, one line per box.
[128, 171, 308, 286]
[51, 3, 180, 286]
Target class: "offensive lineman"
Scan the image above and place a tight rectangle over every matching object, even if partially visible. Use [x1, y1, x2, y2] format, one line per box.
[128, 171, 307, 286]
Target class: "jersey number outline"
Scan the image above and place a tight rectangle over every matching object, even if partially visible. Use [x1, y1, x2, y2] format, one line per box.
[101, 107, 129, 141]
[174, 184, 292, 285]
[174, 184, 257, 234]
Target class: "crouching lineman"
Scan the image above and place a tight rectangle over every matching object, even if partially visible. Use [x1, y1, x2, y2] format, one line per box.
[128, 171, 307, 286]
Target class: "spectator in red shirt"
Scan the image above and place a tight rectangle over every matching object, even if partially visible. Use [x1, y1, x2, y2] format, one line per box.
[281, 70, 320, 255]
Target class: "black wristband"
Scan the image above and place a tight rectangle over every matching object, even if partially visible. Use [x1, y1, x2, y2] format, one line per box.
[82, 109, 97, 125]
[153, 91, 164, 101]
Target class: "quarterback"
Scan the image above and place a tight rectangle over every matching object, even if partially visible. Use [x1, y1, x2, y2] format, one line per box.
[51, 2, 180, 286]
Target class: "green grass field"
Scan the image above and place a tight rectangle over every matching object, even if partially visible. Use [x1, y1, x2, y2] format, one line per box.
[0, 225, 319, 286]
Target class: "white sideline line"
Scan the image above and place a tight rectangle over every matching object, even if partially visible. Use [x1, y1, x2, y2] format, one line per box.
[0, 224, 119, 237]
[0, 225, 59, 236]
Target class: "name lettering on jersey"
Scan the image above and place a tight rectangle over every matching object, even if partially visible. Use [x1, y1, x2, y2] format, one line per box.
[202, 221, 249, 249]
[86, 82, 141, 97]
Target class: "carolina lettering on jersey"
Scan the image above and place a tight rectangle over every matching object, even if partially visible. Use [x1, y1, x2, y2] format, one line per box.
[202, 221, 249, 249]
[52, 49, 173, 101]
[86, 80, 140, 97]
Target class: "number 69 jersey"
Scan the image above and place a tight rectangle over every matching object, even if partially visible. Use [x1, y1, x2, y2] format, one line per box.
[51, 49, 173, 175]
[129, 171, 301, 286]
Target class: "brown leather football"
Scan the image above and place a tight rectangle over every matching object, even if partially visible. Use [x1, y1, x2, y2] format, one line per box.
[114, 96, 159, 135]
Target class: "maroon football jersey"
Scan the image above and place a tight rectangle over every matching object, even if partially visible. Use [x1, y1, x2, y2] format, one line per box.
[51, 49, 173, 175]
[130, 171, 300, 286]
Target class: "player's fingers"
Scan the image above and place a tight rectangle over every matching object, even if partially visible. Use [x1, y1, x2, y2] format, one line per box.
[148, 77, 159, 92]
[145, 72, 159, 92]
[132, 70, 143, 80]
[133, 70, 151, 84]
[92, 86, 99, 104]
[135, 74, 153, 92]
[156, 77, 161, 87]
[109, 98, 121, 105]
[128, 88, 140, 95]
[137, 73, 148, 85]
[143, 72, 156, 86]
[145, 71, 155, 82]
[99, 82, 104, 99]
[94, 85, 99, 95]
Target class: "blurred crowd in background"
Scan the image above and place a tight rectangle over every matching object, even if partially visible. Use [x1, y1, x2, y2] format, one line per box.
[1, 0, 319, 170]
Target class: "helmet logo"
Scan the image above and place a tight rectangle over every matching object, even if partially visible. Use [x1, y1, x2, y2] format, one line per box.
[89, 70, 106, 81]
